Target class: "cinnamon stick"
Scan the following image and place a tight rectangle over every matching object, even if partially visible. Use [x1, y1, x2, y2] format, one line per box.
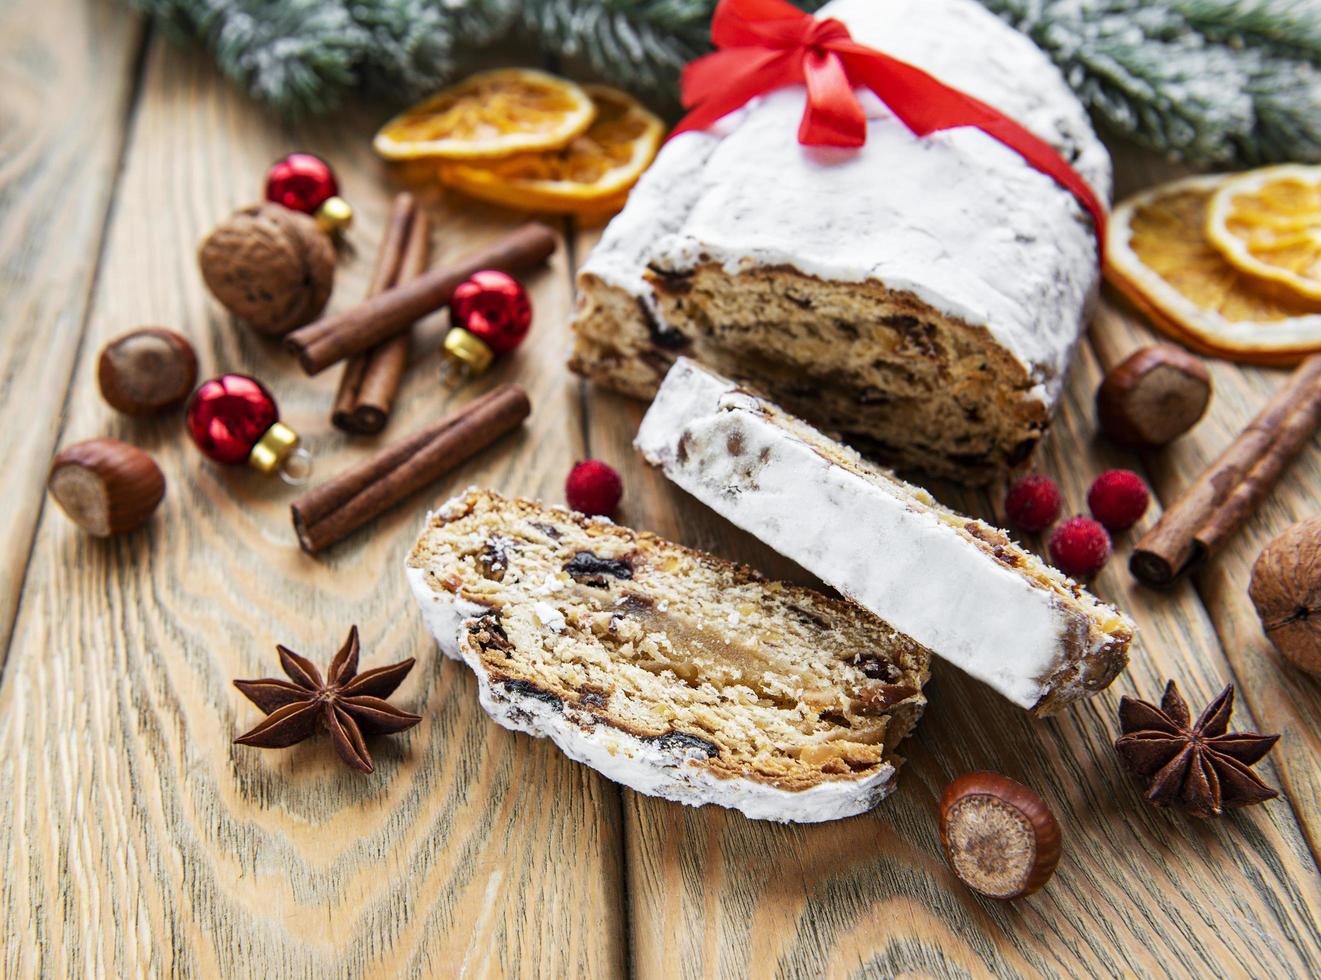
[291, 383, 530, 554]
[332, 196, 430, 434]
[285, 222, 558, 375]
[1131, 353, 1321, 587]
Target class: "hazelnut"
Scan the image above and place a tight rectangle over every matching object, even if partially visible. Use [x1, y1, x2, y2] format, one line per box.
[48, 438, 165, 537]
[1097, 345, 1211, 449]
[939, 771, 1061, 900]
[97, 327, 198, 415]
[1249, 516, 1321, 676]
[198, 203, 335, 336]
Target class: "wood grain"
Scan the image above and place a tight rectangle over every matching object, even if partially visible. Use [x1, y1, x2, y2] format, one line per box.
[3, 6, 1321, 977]
[576, 181, 1321, 976]
[1092, 146, 1321, 868]
[0, 0, 145, 658]
[0, 35, 624, 977]
[1091, 298, 1321, 865]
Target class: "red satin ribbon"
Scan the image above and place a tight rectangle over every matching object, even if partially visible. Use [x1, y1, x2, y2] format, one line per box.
[672, 0, 1106, 249]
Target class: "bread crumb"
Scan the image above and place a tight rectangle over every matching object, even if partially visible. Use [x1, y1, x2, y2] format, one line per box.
[534, 572, 566, 596]
[532, 601, 566, 634]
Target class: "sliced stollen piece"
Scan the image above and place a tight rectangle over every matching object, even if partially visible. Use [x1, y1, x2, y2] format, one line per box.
[406, 490, 930, 823]
[569, 0, 1110, 484]
[635, 359, 1134, 715]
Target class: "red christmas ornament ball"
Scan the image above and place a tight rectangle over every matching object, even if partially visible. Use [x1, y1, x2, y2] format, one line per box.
[566, 459, 622, 516]
[185, 374, 280, 465]
[1048, 516, 1112, 579]
[451, 270, 532, 355]
[265, 153, 339, 215]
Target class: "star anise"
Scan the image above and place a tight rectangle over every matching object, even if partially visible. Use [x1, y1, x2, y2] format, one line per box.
[233, 626, 421, 773]
[1114, 680, 1279, 818]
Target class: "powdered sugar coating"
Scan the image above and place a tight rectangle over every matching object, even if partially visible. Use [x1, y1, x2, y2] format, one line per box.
[581, 0, 1110, 408]
[635, 360, 1132, 713]
[407, 562, 488, 662]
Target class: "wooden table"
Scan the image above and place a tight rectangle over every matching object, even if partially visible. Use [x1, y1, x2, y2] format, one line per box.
[3, 1, 1319, 975]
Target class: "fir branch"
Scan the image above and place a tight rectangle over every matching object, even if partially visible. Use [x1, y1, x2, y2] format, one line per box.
[1172, 0, 1321, 61]
[525, 0, 717, 104]
[133, 0, 366, 114]
[128, 0, 1321, 165]
[529, 0, 828, 107]
[979, 0, 1321, 165]
[347, 0, 460, 102]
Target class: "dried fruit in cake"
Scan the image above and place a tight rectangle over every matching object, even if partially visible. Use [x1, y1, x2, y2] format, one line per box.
[406, 490, 930, 823]
[1049, 517, 1111, 579]
[1087, 470, 1150, 532]
[1205, 165, 1321, 305]
[1106, 175, 1321, 365]
[1004, 474, 1062, 533]
[939, 772, 1061, 900]
[373, 69, 595, 161]
[437, 86, 662, 216]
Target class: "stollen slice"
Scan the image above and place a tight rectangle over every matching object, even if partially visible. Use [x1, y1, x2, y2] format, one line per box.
[635, 359, 1134, 716]
[406, 489, 930, 823]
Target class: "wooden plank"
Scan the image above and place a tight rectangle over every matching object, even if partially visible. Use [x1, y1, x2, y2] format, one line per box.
[0, 0, 145, 657]
[1091, 146, 1321, 866]
[0, 38, 625, 976]
[576, 204, 1321, 972]
[1091, 299, 1321, 865]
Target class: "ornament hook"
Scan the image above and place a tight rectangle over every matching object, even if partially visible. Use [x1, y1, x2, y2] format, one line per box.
[278, 446, 314, 486]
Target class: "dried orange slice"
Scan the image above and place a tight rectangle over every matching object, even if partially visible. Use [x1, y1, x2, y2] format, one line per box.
[436, 86, 663, 216]
[373, 69, 595, 161]
[1206, 165, 1321, 303]
[1105, 174, 1321, 365]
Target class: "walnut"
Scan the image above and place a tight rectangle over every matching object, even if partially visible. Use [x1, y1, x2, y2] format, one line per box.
[1249, 516, 1321, 676]
[198, 203, 334, 336]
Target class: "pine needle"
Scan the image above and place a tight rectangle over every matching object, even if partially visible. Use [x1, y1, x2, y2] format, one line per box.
[129, 0, 1321, 166]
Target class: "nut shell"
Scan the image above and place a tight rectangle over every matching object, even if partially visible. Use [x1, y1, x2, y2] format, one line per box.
[1249, 516, 1321, 676]
[97, 327, 198, 414]
[198, 204, 335, 336]
[939, 771, 1061, 900]
[1097, 345, 1211, 449]
[48, 438, 165, 537]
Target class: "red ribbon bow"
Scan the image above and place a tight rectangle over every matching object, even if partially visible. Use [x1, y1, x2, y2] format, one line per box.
[672, 0, 1106, 249]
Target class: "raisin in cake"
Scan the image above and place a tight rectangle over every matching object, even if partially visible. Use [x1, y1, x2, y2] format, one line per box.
[569, 0, 1111, 484]
[636, 359, 1133, 715]
[406, 490, 930, 823]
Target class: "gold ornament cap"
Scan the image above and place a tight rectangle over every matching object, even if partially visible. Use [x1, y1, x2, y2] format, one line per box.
[248, 422, 300, 474]
[314, 196, 353, 235]
[443, 327, 494, 376]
